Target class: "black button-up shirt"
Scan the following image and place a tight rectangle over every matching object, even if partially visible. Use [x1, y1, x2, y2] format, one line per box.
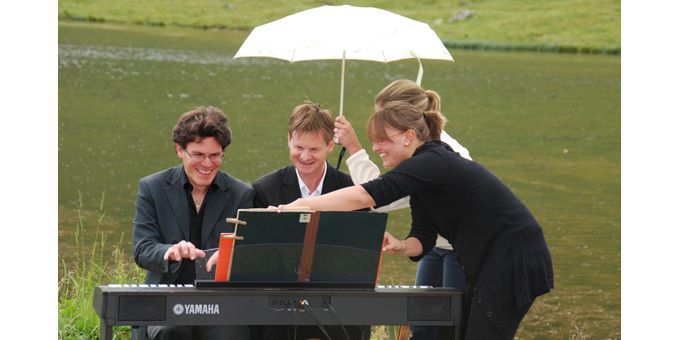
[175, 170, 217, 284]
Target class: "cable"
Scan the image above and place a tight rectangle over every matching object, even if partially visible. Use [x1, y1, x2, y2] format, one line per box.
[324, 301, 351, 340]
[292, 304, 300, 340]
[335, 146, 346, 170]
[300, 300, 332, 340]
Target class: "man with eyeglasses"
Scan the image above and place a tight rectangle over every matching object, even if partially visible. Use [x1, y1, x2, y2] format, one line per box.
[132, 106, 254, 340]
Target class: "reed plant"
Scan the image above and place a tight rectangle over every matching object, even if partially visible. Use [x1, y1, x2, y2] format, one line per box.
[58, 192, 144, 339]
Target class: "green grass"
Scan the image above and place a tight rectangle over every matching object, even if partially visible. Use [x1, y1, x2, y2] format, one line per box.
[58, 0, 620, 53]
[58, 192, 146, 339]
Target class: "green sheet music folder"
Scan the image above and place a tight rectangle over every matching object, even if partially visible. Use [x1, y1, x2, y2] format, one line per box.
[196, 209, 388, 289]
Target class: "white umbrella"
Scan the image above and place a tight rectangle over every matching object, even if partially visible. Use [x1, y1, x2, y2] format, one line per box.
[233, 5, 454, 116]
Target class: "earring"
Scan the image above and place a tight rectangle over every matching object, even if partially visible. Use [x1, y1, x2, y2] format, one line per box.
[404, 141, 410, 147]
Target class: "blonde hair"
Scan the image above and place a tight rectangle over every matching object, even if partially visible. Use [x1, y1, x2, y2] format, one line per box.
[288, 101, 335, 143]
[367, 101, 446, 143]
[375, 79, 442, 112]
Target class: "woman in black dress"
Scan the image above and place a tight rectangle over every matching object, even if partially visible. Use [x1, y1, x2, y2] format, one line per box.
[280, 101, 553, 339]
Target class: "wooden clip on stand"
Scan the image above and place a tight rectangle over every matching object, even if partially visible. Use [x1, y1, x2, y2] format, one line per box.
[214, 218, 246, 282]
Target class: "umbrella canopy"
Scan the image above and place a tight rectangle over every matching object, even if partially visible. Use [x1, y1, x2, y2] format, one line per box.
[233, 5, 453, 115]
[234, 5, 453, 63]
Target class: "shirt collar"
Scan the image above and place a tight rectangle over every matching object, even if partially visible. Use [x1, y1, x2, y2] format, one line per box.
[295, 162, 327, 198]
[180, 167, 218, 193]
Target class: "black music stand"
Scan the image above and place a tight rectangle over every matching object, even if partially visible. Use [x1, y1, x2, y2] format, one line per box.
[195, 209, 387, 290]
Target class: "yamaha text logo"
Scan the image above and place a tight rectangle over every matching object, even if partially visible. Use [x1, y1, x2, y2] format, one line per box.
[173, 303, 220, 315]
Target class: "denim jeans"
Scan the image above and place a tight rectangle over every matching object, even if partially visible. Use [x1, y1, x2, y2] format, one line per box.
[411, 247, 466, 340]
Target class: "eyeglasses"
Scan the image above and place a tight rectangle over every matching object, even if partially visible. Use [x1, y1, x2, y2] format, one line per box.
[183, 149, 224, 163]
[371, 131, 406, 145]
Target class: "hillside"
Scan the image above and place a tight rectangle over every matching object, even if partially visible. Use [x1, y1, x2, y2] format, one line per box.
[58, 0, 620, 53]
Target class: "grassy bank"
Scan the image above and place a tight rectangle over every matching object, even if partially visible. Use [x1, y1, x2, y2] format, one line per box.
[58, 0, 620, 54]
[58, 192, 145, 339]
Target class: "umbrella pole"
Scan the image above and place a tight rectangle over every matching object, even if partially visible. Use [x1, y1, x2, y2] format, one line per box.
[339, 50, 346, 116]
[336, 50, 347, 170]
[416, 58, 423, 86]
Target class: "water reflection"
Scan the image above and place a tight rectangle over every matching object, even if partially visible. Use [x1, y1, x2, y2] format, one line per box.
[58, 43, 235, 65]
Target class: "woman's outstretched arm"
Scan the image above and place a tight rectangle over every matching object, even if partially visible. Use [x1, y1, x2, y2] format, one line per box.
[281, 184, 375, 211]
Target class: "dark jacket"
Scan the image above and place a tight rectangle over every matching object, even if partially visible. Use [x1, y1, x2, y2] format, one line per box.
[132, 165, 254, 284]
[252, 163, 355, 207]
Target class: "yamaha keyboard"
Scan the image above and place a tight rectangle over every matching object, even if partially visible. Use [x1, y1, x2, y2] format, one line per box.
[93, 284, 463, 340]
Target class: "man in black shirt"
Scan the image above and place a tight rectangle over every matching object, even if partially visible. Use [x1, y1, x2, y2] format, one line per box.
[132, 106, 254, 340]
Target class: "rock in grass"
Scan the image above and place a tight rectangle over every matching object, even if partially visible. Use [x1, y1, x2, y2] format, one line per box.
[449, 10, 475, 23]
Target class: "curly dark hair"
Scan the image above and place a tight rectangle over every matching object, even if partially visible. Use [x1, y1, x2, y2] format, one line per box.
[172, 106, 232, 149]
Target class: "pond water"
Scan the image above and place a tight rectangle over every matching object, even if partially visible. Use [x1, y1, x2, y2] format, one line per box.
[58, 21, 620, 338]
